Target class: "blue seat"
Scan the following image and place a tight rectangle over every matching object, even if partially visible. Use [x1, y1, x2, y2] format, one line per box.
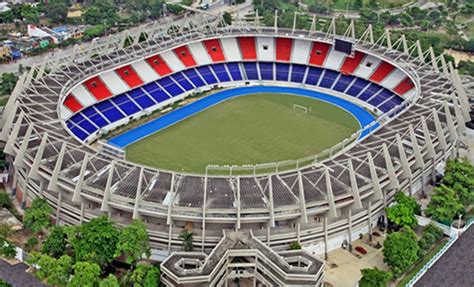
[127, 89, 155, 109]
[333, 74, 354, 93]
[276, 63, 289, 81]
[77, 117, 98, 134]
[211, 64, 231, 82]
[305, 67, 323, 85]
[226, 63, 242, 81]
[171, 73, 194, 91]
[82, 106, 108, 128]
[369, 89, 392, 107]
[148, 88, 170, 103]
[70, 125, 89, 140]
[142, 82, 161, 94]
[319, 70, 338, 88]
[290, 64, 306, 83]
[95, 100, 125, 122]
[111, 94, 141, 116]
[346, 78, 370, 97]
[183, 69, 205, 87]
[158, 77, 184, 97]
[259, 62, 274, 80]
[243, 62, 259, 80]
[358, 83, 382, 101]
[197, 66, 218, 84]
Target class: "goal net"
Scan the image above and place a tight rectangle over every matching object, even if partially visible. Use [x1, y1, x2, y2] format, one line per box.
[293, 104, 312, 114]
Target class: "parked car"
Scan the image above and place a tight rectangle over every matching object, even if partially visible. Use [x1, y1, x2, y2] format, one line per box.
[355, 246, 367, 255]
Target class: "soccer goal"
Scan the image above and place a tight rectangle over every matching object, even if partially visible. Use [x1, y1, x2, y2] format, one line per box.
[293, 104, 312, 114]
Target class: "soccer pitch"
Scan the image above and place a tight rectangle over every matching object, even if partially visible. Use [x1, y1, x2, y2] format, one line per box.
[125, 93, 359, 173]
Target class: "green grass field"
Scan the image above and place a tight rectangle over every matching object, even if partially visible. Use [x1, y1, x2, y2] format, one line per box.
[125, 93, 359, 173]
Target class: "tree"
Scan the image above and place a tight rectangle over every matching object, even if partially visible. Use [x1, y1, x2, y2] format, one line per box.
[68, 261, 101, 287]
[115, 219, 150, 265]
[222, 11, 232, 26]
[441, 159, 474, 206]
[0, 192, 11, 208]
[0, 73, 18, 96]
[386, 204, 417, 228]
[383, 228, 420, 277]
[19, 4, 40, 24]
[425, 185, 465, 225]
[23, 198, 53, 233]
[359, 268, 392, 287]
[385, 192, 420, 228]
[289, 241, 302, 250]
[25, 237, 39, 252]
[42, 226, 67, 258]
[83, 0, 118, 25]
[0, 279, 12, 287]
[179, 230, 194, 251]
[99, 274, 120, 287]
[28, 253, 72, 286]
[46, 0, 70, 24]
[70, 216, 119, 267]
[0, 241, 17, 259]
[125, 264, 160, 287]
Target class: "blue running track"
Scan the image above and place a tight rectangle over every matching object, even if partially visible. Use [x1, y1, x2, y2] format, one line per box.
[108, 86, 379, 148]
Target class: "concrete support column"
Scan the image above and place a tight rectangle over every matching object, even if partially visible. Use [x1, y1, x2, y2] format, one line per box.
[201, 175, 208, 253]
[100, 162, 115, 212]
[367, 152, 383, 201]
[268, 175, 275, 228]
[325, 168, 338, 218]
[132, 167, 144, 220]
[73, 154, 89, 203]
[4, 112, 24, 155]
[348, 160, 362, 210]
[297, 171, 308, 223]
[348, 209, 353, 252]
[324, 216, 328, 260]
[79, 202, 85, 224]
[13, 125, 33, 169]
[55, 192, 62, 225]
[367, 201, 373, 242]
[48, 143, 67, 193]
[28, 132, 48, 181]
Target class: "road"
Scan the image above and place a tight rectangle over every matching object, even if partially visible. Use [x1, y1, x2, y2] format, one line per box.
[0, 0, 253, 75]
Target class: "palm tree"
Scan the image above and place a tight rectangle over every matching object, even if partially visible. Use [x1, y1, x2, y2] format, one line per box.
[179, 230, 194, 251]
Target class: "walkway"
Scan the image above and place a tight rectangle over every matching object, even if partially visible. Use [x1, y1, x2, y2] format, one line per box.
[0, 259, 46, 287]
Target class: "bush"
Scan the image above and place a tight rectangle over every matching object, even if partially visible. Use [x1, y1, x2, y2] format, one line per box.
[289, 241, 302, 250]
[359, 268, 392, 287]
[0, 279, 12, 287]
[0, 241, 17, 259]
[25, 237, 39, 252]
[0, 192, 11, 208]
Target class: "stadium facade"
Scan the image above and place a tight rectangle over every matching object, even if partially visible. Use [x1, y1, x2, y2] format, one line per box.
[0, 12, 469, 268]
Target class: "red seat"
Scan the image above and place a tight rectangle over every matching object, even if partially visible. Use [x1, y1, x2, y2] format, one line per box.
[308, 42, 331, 66]
[116, 65, 143, 88]
[276, 38, 292, 62]
[64, 94, 83, 113]
[174, 45, 197, 67]
[393, 77, 415, 95]
[146, 54, 172, 76]
[369, 62, 395, 83]
[83, 77, 112, 101]
[340, 51, 365, 75]
[203, 39, 226, 62]
[238, 37, 257, 60]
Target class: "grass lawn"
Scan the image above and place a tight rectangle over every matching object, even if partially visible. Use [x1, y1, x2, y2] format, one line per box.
[125, 93, 359, 173]
[396, 239, 448, 287]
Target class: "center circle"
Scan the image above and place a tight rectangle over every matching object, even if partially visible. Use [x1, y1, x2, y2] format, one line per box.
[121, 87, 364, 174]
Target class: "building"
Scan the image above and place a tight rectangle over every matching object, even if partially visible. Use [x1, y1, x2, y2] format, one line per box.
[161, 230, 325, 286]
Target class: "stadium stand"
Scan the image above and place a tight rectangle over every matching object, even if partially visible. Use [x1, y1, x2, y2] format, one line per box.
[83, 76, 112, 100]
[238, 37, 257, 60]
[308, 42, 331, 66]
[276, 37, 293, 62]
[340, 51, 365, 75]
[145, 54, 173, 76]
[174, 45, 197, 67]
[116, 65, 144, 88]
[369, 61, 395, 83]
[203, 39, 226, 62]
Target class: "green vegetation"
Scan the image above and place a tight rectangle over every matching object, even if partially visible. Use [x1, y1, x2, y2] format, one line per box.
[179, 230, 194, 252]
[115, 219, 151, 265]
[0, 279, 12, 287]
[418, 225, 443, 257]
[126, 93, 359, 173]
[396, 239, 447, 287]
[359, 268, 392, 287]
[0, 192, 11, 208]
[23, 198, 53, 233]
[383, 228, 420, 278]
[385, 192, 421, 229]
[426, 159, 474, 225]
[27, 216, 156, 286]
[289, 241, 302, 250]
[0, 73, 18, 97]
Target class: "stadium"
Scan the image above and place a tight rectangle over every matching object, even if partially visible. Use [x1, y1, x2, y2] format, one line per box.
[0, 12, 470, 284]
